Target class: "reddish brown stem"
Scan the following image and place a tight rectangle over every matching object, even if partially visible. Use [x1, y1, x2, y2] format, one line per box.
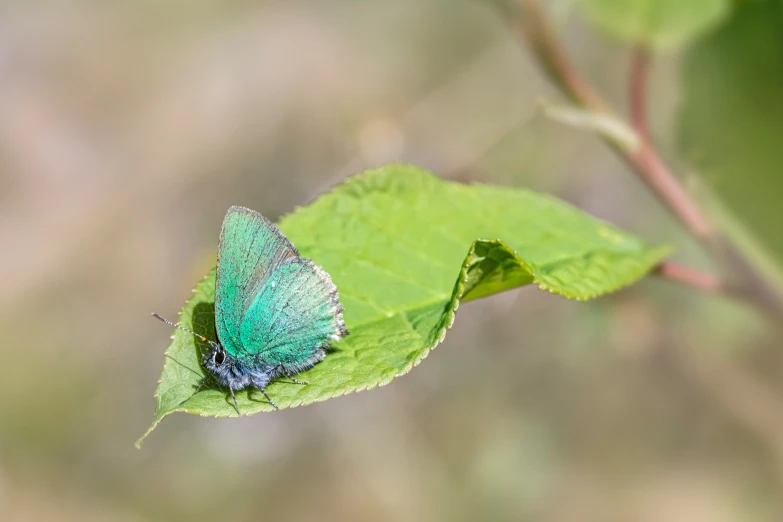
[509, 0, 783, 310]
[628, 48, 713, 240]
[516, 0, 713, 241]
[629, 47, 651, 144]
[506, 0, 783, 486]
[515, 0, 608, 112]
[655, 262, 721, 294]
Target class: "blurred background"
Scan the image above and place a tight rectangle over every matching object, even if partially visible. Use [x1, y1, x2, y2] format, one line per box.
[1, 0, 781, 520]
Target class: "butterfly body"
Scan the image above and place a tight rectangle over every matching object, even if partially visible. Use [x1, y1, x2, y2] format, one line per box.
[200, 206, 346, 411]
[201, 343, 326, 397]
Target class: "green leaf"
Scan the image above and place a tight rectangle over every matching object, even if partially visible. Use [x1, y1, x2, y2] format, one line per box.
[678, 0, 783, 294]
[137, 165, 667, 446]
[576, 0, 732, 49]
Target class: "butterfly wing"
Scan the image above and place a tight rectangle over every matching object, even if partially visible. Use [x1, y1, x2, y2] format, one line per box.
[239, 258, 347, 368]
[216, 206, 298, 356]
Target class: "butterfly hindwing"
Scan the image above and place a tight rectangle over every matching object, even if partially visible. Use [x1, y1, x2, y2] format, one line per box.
[215, 206, 298, 356]
[239, 258, 347, 369]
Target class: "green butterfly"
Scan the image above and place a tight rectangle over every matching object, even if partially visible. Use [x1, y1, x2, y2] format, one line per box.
[156, 206, 347, 412]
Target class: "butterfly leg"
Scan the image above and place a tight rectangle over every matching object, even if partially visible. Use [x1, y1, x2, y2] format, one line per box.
[258, 388, 279, 410]
[229, 385, 241, 415]
[194, 375, 210, 394]
[275, 364, 308, 385]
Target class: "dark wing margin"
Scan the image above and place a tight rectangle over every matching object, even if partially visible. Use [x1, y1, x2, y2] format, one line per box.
[239, 258, 347, 365]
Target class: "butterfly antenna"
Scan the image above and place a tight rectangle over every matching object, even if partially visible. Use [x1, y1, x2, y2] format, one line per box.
[151, 313, 219, 348]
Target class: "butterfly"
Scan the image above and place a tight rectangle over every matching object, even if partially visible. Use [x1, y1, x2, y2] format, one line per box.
[154, 206, 347, 413]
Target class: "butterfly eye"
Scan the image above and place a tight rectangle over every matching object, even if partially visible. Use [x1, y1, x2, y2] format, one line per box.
[214, 350, 225, 365]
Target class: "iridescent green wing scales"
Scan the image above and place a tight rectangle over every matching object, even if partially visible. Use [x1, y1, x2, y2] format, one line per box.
[239, 259, 346, 366]
[215, 206, 298, 356]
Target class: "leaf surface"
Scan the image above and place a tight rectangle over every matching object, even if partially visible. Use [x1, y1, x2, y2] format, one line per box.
[138, 165, 667, 446]
[577, 0, 731, 49]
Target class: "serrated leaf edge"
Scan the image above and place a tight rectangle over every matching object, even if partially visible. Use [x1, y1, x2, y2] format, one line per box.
[136, 237, 666, 447]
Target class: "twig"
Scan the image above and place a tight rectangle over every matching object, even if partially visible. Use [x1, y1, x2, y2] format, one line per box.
[627, 44, 783, 313]
[510, 0, 782, 314]
[655, 262, 721, 294]
[515, 0, 608, 112]
[505, 0, 783, 488]
[628, 47, 713, 240]
[654, 263, 782, 319]
[515, 0, 712, 240]
[628, 48, 651, 144]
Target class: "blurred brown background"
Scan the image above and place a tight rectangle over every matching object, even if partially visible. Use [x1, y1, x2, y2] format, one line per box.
[0, 1, 780, 521]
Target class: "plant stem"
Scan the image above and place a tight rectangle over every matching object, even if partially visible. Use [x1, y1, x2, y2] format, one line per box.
[655, 262, 721, 294]
[514, 0, 608, 112]
[510, 0, 782, 313]
[654, 263, 780, 318]
[516, 0, 712, 239]
[505, 0, 783, 487]
[628, 48, 713, 240]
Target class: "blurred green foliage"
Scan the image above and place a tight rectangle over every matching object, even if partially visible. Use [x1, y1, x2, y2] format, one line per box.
[679, 0, 783, 290]
[576, 0, 731, 48]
